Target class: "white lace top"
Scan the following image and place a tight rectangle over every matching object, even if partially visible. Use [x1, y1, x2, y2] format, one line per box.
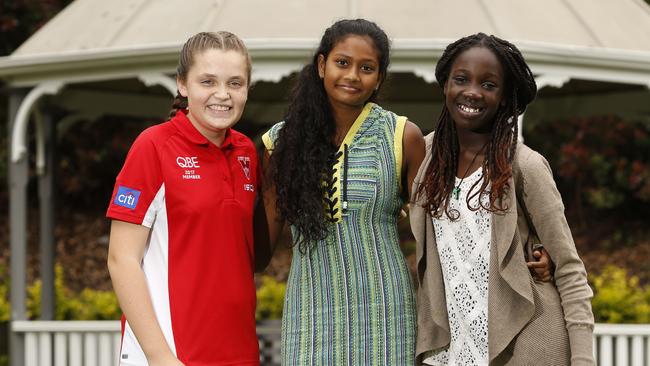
[424, 168, 491, 366]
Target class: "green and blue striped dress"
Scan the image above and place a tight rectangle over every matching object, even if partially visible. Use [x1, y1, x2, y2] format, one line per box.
[262, 103, 416, 365]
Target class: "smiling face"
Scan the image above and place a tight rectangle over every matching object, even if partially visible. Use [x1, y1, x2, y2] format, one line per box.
[177, 48, 249, 146]
[444, 46, 505, 134]
[318, 35, 382, 112]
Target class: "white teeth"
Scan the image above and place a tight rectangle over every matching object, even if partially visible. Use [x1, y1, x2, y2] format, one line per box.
[458, 104, 481, 113]
[209, 105, 230, 111]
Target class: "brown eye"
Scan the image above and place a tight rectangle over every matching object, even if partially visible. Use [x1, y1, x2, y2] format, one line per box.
[453, 76, 466, 84]
[482, 82, 497, 90]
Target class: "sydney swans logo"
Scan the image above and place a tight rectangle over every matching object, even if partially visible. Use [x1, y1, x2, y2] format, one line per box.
[237, 156, 251, 180]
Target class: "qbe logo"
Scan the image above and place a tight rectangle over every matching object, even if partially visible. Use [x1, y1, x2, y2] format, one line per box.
[176, 156, 200, 168]
[113, 186, 141, 210]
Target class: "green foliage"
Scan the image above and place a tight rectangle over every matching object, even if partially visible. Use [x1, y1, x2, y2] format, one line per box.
[590, 265, 650, 323]
[0, 264, 9, 321]
[25, 264, 120, 320]
[256, 276, 286, 321]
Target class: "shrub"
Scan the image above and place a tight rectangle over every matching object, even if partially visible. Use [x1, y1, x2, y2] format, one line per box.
[256, 276, 286, 321]
[527, 115, 650, 212]
[25, 264, 120, 320]
[0, 265, 9, 322]
[590, 265, 650, 323]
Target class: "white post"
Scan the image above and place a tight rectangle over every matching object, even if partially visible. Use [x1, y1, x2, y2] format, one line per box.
[37, 332, 52, 366]
[615, 335, 629, 365]
[600, 335, 613, 366]
[84, 333, 98, 365]
[68, 333, 82, 366]
[25, 333, 38, 366]
[54, 332, 67, 366]
[630, 335, 643, 366]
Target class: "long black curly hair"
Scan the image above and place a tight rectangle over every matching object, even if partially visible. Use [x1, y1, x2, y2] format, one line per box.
[267, 19, 391, 251]
[417, 33, 537, 219]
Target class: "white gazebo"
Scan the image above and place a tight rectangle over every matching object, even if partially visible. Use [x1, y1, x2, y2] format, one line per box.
[2, 0, 650, 365]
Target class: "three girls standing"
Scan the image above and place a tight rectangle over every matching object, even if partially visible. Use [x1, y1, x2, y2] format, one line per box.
[106, 20, 583, 366]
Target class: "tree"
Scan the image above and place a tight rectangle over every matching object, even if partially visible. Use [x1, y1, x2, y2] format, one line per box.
[0, 0, 72, 56]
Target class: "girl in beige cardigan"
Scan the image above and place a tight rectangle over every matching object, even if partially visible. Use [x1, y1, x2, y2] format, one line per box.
[410, 33, 595, 365]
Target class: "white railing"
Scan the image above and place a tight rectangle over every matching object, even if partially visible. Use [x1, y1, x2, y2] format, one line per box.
[594, 323, 650, 366]
[12, 321, 122, 366]
[11, 321, 650, 366]
[12, 320, 282, 366]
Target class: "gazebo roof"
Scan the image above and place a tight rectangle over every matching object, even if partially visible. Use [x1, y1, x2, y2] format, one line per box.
[1, 0, 650, 86]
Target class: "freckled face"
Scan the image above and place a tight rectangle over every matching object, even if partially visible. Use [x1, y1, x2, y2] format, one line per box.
[318, 35, 382, 111]
[177, 49, 249, 144]
[444, 46, 505, 133]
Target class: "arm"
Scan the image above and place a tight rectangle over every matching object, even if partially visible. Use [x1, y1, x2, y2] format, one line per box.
[253, 149, 285, 272]
[107, 220, 184, 366]
[401, 120, 426, 201]
[519, 151, 594, 365]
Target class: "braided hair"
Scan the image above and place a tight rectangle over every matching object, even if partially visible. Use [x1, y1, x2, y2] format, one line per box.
[417, 33, 537, 219]
[170, 31, 251, 118]
[267, 19, 391, 252]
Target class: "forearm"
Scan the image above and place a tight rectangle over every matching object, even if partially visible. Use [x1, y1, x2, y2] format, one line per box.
[520, 153, 594, 364]
[108, 256, 176, 363]
[536, 212, 594, 364]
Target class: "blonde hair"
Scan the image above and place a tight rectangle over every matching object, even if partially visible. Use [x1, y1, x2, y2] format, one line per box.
[170, 31, 251, 118]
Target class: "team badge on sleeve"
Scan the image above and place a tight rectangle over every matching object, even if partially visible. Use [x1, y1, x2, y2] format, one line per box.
[237, 156, 251, 180]
[114, 186, 141, 210]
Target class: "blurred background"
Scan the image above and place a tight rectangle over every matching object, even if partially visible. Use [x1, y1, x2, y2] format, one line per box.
[1, 1, 649, 365]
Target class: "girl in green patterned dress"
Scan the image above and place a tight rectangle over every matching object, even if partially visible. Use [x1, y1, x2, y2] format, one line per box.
[257, 19, 426, 365]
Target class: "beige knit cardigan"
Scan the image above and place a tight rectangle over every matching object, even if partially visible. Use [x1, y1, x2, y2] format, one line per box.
[410, 133, 595, 365]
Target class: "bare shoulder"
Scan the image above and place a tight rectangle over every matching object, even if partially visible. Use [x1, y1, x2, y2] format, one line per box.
[402, 121, 425, 162]
[403, 120, 424, 145]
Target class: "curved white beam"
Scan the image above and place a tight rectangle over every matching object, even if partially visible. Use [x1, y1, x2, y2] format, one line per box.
[33, 109, 45, 175]
[10, 81, 64, 162]
[535, 74, 571, 89]
[251, 62, 303, 84]
[137, 73, 177, 95]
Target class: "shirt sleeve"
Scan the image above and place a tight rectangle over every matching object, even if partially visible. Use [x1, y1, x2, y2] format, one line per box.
[106, 129, 164, 227]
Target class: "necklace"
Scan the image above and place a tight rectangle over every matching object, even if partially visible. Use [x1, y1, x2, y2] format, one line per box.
[453, 144, 487, 200]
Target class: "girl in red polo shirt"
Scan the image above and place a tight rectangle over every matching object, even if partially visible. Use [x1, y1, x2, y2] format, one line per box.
[107, 32, 259, 366]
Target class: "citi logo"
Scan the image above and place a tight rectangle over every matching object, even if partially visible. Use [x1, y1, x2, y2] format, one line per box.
[113, 186, 141, 210]
[176, 156, 200, 168]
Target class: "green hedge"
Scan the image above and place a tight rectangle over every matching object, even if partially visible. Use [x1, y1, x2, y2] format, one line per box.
[256, 276, 286, 321]
[0, 264, 120, 321]
[590, 265, 650, 323]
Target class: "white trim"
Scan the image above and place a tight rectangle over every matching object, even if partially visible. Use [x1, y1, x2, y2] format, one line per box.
[2, 38, 650, 87]
[12, 320, 121, 332]
[137, 72, 176, 95]
[33, 108, 45, 175]
[535, 75, 571, 89]
[594, 323, 650, 335]
[251, 61, 305, 83]
[10, 81, 65, 162]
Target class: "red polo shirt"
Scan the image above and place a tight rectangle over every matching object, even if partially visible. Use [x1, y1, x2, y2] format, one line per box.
[107, 110, 259, 365]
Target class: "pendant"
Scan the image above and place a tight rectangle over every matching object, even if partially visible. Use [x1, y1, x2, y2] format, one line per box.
[452, 186, 461, 200]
